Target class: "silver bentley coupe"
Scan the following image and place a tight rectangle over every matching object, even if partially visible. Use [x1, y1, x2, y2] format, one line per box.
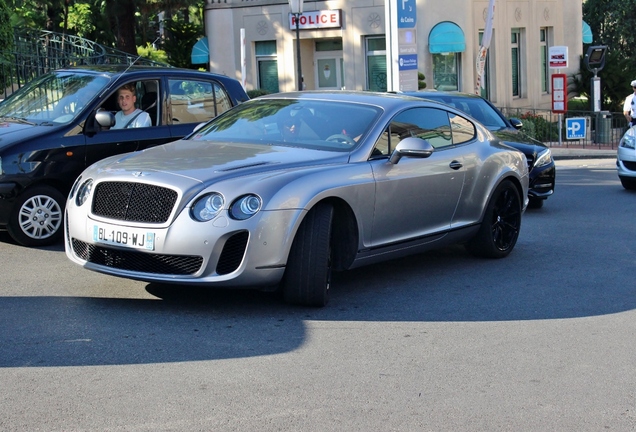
[65, 91, 529, 307]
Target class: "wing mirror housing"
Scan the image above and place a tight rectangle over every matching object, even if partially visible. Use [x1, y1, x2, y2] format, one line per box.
[389, 137, 434, 164]
[509, 118, 523, 130]
[95, 110, 116, 128]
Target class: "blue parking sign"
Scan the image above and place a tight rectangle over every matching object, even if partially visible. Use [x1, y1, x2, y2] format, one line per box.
[566, 117, 586, 140]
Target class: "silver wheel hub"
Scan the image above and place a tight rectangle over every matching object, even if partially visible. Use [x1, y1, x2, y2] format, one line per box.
[18, 195, 62, 240]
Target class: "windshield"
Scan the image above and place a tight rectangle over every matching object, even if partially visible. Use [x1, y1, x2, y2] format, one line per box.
[190, 98, 383, 152]
[0, 71, 110, 125]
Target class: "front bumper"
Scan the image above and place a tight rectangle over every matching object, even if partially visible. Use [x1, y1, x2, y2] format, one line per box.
[0, 182, 19, 226]
[617, 146, 636, 178]
[528, 162, 555, 199]
[65, 205, 305, 288]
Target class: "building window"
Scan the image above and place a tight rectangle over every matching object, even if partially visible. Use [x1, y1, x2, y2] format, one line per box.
[365, 36, 386, 92]
[255, 41, 279, 94]
[511, 29, 522, 98]
[540, 28, 549, 93]
[433, 53, 459, 91]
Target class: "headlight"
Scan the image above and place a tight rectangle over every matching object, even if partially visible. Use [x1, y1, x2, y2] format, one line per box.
[620, 132, 636, 149]
[229, 194, 262, 220]
[75, 178, 93, 207]
[191, 192, 225, 221]
[69, 175, 82, 199]
[534, 148, 552, 168]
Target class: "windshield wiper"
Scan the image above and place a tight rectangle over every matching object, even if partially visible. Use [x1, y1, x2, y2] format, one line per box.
[0, 116, 36, 125]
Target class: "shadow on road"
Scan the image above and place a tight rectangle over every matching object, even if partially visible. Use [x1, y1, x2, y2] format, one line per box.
[1, 164, 635, 367]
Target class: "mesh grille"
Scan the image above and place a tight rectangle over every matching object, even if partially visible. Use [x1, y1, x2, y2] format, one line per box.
[624, 161, 636, 171]
[72, 239, 203, 275]
[92, 182, 178, 223]
[216, 231, 249, 275]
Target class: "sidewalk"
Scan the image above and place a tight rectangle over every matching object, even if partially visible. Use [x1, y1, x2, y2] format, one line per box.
[549, 146, 616, 160]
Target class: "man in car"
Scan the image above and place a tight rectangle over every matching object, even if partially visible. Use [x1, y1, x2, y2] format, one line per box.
[112, 83, 152, 129]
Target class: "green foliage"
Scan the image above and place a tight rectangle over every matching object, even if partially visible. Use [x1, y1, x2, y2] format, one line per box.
[0, 0, 14, 91]
[418, 72, 426, 90]
[519, 112, 559, 141]
[247, 89, 269, 98]
[64, 2, 95, 38]
[578, 0, 636, 111]
[568, 97, 590, 111]
[137, 43, 168, 64]
[162, 18, 203, 68]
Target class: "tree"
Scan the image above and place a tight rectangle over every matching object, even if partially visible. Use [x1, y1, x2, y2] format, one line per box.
[579, 0, 636, 111]
[0, 0, 14, 95]
[162, 18, 202, 68]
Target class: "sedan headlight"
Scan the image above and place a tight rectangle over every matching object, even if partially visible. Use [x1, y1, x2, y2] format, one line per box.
[620, 131, 636, 149]
[191, 192, 225, 222]
[75, 178, 93, 207]
[533, 148, 552, 168]
[229, 194, 262, 220]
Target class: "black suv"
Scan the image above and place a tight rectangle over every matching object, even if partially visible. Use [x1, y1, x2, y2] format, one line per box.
[403, 90, 556, 209]
[0, 66, 249, 246]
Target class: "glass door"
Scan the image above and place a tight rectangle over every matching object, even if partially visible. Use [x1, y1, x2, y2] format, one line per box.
[316, 56, 343, 90]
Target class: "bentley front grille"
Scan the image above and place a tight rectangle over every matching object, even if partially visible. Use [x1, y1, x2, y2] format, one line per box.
[92, 181, 178, 223]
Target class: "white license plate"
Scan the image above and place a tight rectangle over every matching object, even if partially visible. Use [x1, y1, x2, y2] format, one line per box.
[93, 224, 155, 251]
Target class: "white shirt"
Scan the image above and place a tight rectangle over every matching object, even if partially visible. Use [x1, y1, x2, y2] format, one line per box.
[112, 109, 152, 129]
[623, 93, 636, 117]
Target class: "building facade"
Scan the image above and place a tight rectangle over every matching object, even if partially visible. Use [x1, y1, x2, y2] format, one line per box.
[204, 0, 584, 110]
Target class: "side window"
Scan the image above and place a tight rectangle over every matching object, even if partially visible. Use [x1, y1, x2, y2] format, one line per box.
[392, 107, 452, 149]
[449, 113, 476, 145]
[169, 79, 231, 124]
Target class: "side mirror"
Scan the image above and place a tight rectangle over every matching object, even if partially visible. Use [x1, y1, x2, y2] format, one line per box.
[389, 137, 434, 164]
[509, 118, 523, 130]
[95, 110, 116, 128]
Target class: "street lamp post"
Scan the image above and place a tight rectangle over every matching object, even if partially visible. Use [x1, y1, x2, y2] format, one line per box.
[289, 0, 303, 91]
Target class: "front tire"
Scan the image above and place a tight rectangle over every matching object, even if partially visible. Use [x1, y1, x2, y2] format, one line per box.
[7, 186, 65, 247]
[467, 180, 522, 259]
[282, 202, 334, 307]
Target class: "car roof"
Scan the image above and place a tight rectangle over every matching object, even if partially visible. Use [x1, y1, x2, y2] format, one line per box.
[51, 65, 250, 103]
[259, 90, 429, 110]
[54, 65, 232, 80]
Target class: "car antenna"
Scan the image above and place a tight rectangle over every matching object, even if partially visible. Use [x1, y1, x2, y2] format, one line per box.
[98, 36, 161, 97]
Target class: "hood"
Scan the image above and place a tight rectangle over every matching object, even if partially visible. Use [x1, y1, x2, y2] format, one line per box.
[0, 121, 56, 151]
[93, 139, 350, 183]
[491, 128, 547, 156]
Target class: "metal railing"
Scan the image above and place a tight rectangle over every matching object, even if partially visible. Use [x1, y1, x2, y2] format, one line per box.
[498, 107, 627, 149]
[2, 28, 169, 99]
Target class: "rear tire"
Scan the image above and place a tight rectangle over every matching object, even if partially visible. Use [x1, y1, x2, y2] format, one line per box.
[282, 203, 333, 307]
[467, 180, 521, 259]
[7, 185, 65, 247]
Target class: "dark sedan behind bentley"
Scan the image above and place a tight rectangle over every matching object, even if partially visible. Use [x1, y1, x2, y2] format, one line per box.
[403, 90, 555, 209]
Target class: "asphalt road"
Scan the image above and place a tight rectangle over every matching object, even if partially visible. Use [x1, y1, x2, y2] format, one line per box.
[1, 158, 635, 431]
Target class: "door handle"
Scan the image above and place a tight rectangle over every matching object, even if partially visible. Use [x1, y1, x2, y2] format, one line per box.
[449, 160, 463, 170]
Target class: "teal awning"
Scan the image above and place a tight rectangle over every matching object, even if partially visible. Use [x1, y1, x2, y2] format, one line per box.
[582, 21, 593, 44]
[191, 37, 209, 64]
[428, 22, 465, 54]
